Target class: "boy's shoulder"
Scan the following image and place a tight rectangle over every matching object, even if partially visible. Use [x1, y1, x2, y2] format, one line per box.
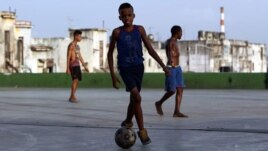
[111, 27, 121, 38]
[68, 42, 75, 50]
[136, 25, 146, 36]
[112, 25, 145, 38]
[114, 25, 144, 30]
[134, 24, 144, 31]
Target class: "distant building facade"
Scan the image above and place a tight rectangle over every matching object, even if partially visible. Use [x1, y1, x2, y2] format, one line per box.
[141, 31, 267, 73]
[0, 11, 32, 73]
[0, 11, 108, 73]
[179, 31, 267, 73]
[31, 28, 108, 73]
[0, 11, 266, 73]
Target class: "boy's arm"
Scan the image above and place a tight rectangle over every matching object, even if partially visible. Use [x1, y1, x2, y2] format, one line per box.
[66, 44, 73, 74]
[107, 28, 120, 89]
[167, 40, 175, 66]
[78, 51, 89, 72]
[138, 26, 170, 75]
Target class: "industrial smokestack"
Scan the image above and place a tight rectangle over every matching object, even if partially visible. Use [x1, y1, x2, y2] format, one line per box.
[220, 7, 225, 33]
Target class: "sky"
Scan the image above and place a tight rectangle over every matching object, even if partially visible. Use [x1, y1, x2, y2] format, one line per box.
[1, 0, 268, 48]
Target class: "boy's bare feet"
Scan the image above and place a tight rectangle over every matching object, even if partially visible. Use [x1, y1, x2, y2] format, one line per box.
[69, 98, 79, 103]
[155, 102, 163, 116]
[173, 112, 188, 118]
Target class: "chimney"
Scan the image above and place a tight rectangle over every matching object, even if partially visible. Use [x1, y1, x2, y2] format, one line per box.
[220, 7, 225, 33]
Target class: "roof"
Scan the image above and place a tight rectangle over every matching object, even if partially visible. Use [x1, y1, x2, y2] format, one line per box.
[69, 28, 107, 32]
[1, 11, 16, 19]
[31, 45, 53, 52]
[15, 20, 32, 28]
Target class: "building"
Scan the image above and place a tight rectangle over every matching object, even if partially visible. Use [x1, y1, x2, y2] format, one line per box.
[0, 11, 32, 73]
[177, 6, 267, 73]
[0, 10, 266, 74]
[0, 10, 162, 74]
[138, 30, 267, 73]
[31, 28, 108, 73]
[0, 10, 108, 73]
[179, 31, 267, 73]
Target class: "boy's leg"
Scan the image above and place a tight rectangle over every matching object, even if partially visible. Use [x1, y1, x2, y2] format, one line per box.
[69, 79, 79, 103]
[155, 91, 174, 115]
[173, 66, 187, 117]
[130, 87, 151, 145]
[121, 95, 134, 128]
[173, 88, 188, 117]
[127, 95, 135, 121]
[130, 87, 143, 130]
[69, 66, 81, 103]
[155, 67, 175, 115]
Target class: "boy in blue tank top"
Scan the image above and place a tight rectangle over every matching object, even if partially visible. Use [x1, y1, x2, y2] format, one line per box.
[107, 3, 169, 145]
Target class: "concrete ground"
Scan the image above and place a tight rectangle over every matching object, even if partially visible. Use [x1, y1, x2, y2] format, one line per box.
[0, 88, 267, 151]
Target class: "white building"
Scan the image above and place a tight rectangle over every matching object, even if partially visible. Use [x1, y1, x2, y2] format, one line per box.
[143, 39, 167, 73]
[178, 31, 267, 73]
[0, 11, 266, 73]
[31, 28, 108, 73]
[0, 11, 32, 73]
[0, 11, 109, 73]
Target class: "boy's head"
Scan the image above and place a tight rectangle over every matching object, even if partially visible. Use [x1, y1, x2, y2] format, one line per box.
[118, 3, 135, 27]
[171, 25, 182, 39]
[118, 3, 134, 13]
[73, 30, 82, 41]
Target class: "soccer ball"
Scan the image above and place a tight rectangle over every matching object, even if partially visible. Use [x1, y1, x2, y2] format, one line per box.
[115, 127, 136, 149]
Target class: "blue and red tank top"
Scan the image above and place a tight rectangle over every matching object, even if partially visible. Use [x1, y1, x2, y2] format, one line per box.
[116, 25, 144, 67]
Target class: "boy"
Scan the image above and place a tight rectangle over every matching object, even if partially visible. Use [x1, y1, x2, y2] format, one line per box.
[66, 30, 89, 103]
[155, 25, 188, 118]
[107, 3, 169, 145]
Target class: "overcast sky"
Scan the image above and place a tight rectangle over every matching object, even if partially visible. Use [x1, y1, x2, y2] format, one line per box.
[1, 0, 268, 48]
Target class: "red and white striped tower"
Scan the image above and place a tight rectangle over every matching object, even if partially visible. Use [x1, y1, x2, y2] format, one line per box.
[220, 7, 225, 33]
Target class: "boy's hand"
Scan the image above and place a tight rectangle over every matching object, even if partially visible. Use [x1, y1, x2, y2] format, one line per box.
[84, 67, 89, 73]
[66, 68, 71, 75]
[163, 67, 171, 76]
[82, 64, 89, 73]
[112, 75, 121, 89]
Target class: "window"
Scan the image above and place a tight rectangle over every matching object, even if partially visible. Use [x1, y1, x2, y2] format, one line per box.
[99, 41, 104, 67]
[260, 48, 264, 60]
[17, 37, 24, 65]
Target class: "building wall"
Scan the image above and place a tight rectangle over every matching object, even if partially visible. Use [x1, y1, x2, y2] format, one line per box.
[179, 40, 211, 72]
[30, 37, 68, 73]
[0, 11, 32, 73]
[143, 47, 166, 73]
[0, 11, 267, 73]
[143, 41, 167, 73]
[178, 39, 267, 73]
[29, 29, 108, 73]
[15, 21, 32, 72]
[0, 11, 16, 72]
[69, 28, 108, 73]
